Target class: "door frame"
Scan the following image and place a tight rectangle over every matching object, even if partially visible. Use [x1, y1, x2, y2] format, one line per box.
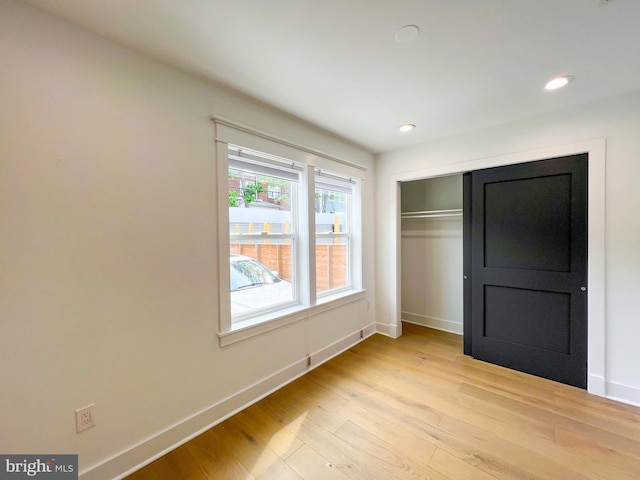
[388, 138, 606, 396]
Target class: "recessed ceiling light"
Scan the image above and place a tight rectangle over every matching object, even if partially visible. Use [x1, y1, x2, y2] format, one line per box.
[395, 25, 420, 44]
[399, 123, 416, 132]
[545, 75, 575, 91]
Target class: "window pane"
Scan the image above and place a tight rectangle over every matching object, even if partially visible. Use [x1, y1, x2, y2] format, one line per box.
[315, 182, 351, 294]
[315, 236, 348, 293]
[229, 164, 297, 319]
[229, 245, 294, 317]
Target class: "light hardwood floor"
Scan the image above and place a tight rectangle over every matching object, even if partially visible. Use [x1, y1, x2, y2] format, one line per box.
[126, 323, 640, 480]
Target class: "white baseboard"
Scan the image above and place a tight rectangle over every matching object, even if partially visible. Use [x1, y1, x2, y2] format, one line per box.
[587, 374, 606, 397]
[401, 312, 463, 335]
[606, 380, 640, 407]
[80, 323, 378, 480]
[309, 322, 377, 368]
[374, 321, 393, 337]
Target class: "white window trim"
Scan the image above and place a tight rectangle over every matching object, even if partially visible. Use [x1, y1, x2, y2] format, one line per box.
[213, 116, 366, 346]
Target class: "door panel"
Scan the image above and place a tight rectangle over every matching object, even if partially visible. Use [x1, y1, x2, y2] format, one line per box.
[469, 154, 587, 388]
[484, 286, 570, 354]
[484, 174, 572, 271]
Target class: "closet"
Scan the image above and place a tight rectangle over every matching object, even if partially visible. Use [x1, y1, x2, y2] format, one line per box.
[400, 175, 463, 334]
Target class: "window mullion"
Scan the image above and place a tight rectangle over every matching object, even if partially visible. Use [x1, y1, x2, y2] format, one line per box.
[299, 165, 316, 306]
[315, 233, 350, 239]
[230, 233, 296, 240]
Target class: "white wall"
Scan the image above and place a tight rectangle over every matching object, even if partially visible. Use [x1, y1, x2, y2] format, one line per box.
[401, 217, 463, 334]
[0, 1, 375, 477]
[375, 90, 640, 406]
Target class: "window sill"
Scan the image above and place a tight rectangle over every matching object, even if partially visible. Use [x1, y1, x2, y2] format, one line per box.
[312, 288, 366, 314]
[218, 289, 366, 347]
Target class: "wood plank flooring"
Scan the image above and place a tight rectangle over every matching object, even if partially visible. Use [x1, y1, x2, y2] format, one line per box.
[126, 323, 640, 480]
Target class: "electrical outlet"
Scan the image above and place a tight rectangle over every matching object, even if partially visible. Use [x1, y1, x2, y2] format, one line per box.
[75, 404, 95, 433]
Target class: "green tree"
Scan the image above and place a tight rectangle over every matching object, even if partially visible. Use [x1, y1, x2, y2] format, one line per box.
[229, 190, 240, 207]
[243, 183, 264, 205]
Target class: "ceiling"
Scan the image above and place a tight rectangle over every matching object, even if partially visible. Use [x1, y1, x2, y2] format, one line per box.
[22, 0, 640, 154]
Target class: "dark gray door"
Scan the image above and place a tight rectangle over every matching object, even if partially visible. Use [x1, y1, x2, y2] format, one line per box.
[465, 154, 587, 388]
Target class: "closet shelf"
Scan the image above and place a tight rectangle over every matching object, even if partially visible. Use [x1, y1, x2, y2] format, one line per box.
[401, 208, 463, 219]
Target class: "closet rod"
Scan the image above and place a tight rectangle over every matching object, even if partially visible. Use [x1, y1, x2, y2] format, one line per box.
[401, 208, 463, 219]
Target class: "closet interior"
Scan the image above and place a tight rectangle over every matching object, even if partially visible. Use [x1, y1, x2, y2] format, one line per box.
[400, 174, 464, 334]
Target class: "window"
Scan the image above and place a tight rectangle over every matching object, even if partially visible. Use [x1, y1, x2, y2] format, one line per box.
[315, 173, 354, 295]
[213, 115, 366, 343]
[267, 185, 281, 200]
[228, 147, 300, 322]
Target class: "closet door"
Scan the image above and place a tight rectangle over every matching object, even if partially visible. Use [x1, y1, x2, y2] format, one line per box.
[467, 154, 587, 388]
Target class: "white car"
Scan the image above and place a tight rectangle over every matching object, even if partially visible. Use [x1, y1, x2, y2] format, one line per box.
[230, 255, 293, 315]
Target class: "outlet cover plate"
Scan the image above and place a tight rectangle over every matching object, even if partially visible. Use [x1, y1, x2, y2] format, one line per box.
[75, 404, 95, 433]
